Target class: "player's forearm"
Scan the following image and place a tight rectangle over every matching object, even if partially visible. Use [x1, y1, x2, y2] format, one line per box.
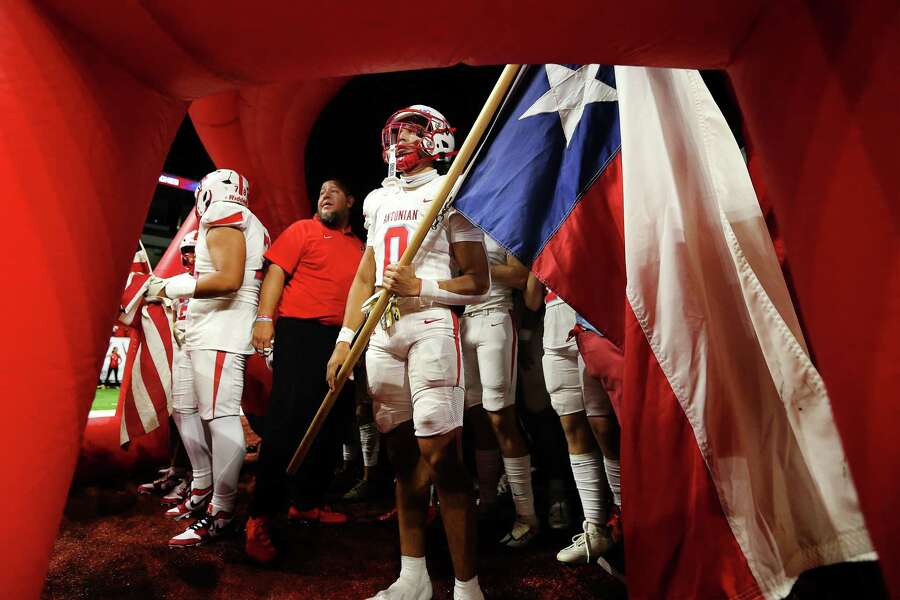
[433, 272, 489, 296]
[523, 273, 545, 311]
[418, 270, 490, 306]
[342, 275, 375, 331]
[490, 264, 528, 290]
[195, 271, 243, 298]
[256, 265, 285, 316]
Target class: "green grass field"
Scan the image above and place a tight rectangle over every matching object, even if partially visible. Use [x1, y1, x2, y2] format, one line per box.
[91, 387, 120, 412]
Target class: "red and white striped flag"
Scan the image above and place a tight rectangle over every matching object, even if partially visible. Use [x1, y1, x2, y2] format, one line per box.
[615, 67, 874, 599]
[116, 249, 174, 447]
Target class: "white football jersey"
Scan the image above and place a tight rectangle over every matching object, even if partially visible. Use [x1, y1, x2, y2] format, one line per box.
[185, 202, 270, 354]
[465, 235, 513, 314]
[365, 172, 463, 289]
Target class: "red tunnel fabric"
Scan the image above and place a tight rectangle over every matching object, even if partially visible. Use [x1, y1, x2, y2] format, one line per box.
[1, 1, 898, 598]
[189, 80, 348, 238]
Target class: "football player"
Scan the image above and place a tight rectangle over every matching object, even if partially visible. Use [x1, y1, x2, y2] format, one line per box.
[460, 238, 539, 548]
[147, 169, 269, 547]
[524, 275, 618, 564]
[328, 106, 490, 600]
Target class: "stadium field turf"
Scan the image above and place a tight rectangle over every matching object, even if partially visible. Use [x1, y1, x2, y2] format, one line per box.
[91, 387, 119, 412]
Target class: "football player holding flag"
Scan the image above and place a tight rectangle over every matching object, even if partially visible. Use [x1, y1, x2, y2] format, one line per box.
[147, 169, 269, 547]
[327, 106, 490, 600]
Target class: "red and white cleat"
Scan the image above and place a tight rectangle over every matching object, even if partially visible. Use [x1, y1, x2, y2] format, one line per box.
[137, 468, 181, 495]
[168, 506, 235, 548]
[164, 485, 212, 521]
[160, 479, 190, 506]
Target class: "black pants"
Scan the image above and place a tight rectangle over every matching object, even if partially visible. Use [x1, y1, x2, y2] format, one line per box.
[250, 318, 353, 516]
[104, 366, 119, 385]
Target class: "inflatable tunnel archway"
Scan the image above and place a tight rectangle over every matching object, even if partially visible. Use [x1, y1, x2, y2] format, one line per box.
[1, 1, 897, 598]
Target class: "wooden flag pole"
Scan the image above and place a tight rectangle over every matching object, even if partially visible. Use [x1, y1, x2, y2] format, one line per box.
[286, 64, 522, 475]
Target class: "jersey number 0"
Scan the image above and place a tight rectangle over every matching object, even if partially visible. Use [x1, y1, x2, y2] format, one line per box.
[383, 226, 410, 270]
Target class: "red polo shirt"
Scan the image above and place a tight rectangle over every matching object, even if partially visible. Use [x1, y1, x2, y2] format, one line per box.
[265, 216, 364, 326]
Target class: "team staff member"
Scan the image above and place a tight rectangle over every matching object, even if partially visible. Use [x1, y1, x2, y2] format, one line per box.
[245, 179, 364, 564]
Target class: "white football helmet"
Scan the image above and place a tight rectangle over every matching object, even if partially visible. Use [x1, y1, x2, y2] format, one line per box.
[381, 105, 456, 173]
[179, 230, 198, 252]
[194, 169, 249, 216]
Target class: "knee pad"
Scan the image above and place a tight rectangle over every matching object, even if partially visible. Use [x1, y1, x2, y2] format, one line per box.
[543, 351, 583, 416]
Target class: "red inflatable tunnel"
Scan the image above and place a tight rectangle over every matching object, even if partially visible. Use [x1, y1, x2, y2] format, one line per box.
[1, 1, 897, 598]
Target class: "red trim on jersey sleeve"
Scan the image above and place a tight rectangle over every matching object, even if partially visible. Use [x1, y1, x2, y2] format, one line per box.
[208, 211, 244, 226]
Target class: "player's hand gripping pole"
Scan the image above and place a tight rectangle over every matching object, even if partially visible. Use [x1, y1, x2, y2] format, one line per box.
[286, 64, 522, 475]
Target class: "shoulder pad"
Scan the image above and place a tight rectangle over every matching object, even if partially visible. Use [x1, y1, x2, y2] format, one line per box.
[201, 202, 249, 230]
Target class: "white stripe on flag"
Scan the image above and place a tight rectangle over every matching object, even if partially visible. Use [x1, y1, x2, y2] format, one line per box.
[130, 341, 160, 434]
[142, 305, 173, 412]
[616, 66, 874, 599]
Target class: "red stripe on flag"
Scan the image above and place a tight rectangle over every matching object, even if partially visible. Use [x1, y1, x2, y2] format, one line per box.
[208, 211, 243, 226]
[212, 351, 226, 417]
[620, 307, 761, 600]
[533, 152, 626, 347]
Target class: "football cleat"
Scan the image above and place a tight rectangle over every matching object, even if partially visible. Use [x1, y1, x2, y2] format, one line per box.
[160, 479, 190, 506]
[137, 467, 181, 495]
[164, 485, 212, 521]
[548, 499, 573, 530]
[287, 505, 349, 525]
[342, 479, 377, 502]
[366, 573, 433, 600]
[245, 515, 278, 564]
[499, 518, 540, 548]
[556, 520, 613, 564]
[168, 506, 234, 548]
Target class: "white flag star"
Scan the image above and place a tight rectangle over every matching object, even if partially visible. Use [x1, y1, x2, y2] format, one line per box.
[519, 64, 618, 147]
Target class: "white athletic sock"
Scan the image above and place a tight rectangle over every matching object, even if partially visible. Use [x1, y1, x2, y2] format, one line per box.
[604, 457, 622, 508]
[475, 449, 501, 507]
[172, 409, 212, 489]
[570, 452, 607, 525]
[454, 575, 484, 599]
[399, 555, 428, 582]
[503, 455, 537, 525]
[343, 443, 357, 463]
[207, 416, 246, 514]
[360, 422, 380, 468]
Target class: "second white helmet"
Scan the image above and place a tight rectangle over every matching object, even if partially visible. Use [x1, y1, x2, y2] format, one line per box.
[194, 169, 249, 217]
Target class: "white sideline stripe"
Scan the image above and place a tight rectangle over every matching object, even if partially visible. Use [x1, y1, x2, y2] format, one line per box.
[88, 409, 116, 419]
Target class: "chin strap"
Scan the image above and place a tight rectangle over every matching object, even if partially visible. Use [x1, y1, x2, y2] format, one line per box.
[387, 144, 398, 179]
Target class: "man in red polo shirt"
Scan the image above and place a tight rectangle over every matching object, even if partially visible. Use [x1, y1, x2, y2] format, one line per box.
[244, 178, 364, 563]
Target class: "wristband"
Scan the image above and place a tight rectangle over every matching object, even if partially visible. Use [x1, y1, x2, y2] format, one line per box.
[336, 326, 355, 346]
[164, 274, 197, 299]
[419, 278, 489, 306]
[255, 315, 273, 322]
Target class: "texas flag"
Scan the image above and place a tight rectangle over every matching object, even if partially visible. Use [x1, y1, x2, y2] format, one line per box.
[454, 65, 874, 599]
